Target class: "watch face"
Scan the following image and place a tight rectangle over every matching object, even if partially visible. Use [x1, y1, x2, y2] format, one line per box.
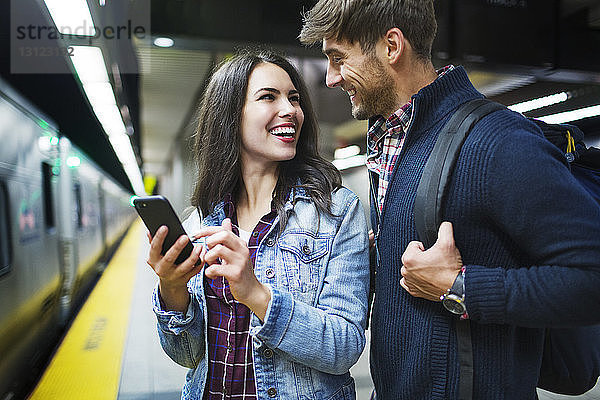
[442, 295, 466, 315]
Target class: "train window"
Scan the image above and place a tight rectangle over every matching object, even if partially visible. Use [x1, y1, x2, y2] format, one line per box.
[41, 162, 55, 229]
[0, 180, 11, 277]
[74, 183, 83, 229]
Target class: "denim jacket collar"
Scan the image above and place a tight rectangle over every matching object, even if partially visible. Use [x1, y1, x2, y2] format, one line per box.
[201, 182, 311, 228]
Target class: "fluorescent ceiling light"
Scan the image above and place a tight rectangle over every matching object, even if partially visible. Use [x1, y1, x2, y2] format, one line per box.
[94, 104, 127, 136]
[70, 46, 109, 83]
[125, 167, 145, 196]
[83, 82, 117, 110]
[537, 104, 600, 124]
[332, 154, 366, 171]
[153, 37, 174, 47]
[109, 134, 145, 195]
[508, 92, 569, 114]
[69, 45, 145, 195]
[334, 145, 361, 160]
[116, 148, 138, 167]
[109, 134, 134, 162]
[43, 0, 96, 36]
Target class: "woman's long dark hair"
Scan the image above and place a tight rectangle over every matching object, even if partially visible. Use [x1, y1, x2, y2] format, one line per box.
[191, 49, 341, 229]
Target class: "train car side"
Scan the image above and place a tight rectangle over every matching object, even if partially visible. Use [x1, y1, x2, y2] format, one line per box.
[0, 80, 136, 398]
[0, 85, 63, 397]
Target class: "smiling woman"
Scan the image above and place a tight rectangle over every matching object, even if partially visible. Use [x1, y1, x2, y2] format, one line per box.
[144, 49, 371, 400]
[240, 62, 304, 168]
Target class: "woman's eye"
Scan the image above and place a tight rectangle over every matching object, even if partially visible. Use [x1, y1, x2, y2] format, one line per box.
[259, 94, 275, 100]
[289, 95, 300, 103]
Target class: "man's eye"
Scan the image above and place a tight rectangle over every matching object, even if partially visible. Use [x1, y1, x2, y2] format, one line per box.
[332, 56, 342, 64]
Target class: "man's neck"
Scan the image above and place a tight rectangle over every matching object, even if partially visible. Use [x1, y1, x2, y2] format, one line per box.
[391, 59, 438, 114]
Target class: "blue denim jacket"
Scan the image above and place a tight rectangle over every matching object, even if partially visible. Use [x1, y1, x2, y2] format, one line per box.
[153, 187, 370, 400]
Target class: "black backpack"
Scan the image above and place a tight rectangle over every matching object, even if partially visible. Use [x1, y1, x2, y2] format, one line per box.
[414, 98, 600, 398]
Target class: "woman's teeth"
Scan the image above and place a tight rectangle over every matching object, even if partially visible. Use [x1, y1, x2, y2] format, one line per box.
[269, 126, 296, 137]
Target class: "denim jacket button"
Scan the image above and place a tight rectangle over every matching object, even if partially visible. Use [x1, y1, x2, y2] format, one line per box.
[266, 238, 275, 246]
[265, 268, 275, 278]
[264, 348, 273, 358]
[267, 387, 277, 397]
[302, 245, 311, 255]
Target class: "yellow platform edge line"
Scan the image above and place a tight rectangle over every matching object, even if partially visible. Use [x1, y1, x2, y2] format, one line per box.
[30, 221, 143, 400]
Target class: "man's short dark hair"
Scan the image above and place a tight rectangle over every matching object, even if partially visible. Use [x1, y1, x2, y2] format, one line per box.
[299, 0, 437, 62]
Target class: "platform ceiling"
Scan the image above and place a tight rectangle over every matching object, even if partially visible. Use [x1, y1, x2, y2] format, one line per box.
[1, 0, 600, 192]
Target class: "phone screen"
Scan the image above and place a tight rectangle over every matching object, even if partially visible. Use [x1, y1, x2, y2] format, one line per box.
[133, 195, 195, 265]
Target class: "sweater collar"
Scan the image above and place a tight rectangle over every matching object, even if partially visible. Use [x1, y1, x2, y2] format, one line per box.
[408, 66, 483, 136]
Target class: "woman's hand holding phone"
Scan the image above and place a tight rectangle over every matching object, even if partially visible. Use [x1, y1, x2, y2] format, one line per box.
[147, 225, 203, 313]
[196, 218, 271, 321]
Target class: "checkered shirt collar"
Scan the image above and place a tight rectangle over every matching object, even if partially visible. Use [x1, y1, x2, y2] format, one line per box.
[367, 64, 456, 154]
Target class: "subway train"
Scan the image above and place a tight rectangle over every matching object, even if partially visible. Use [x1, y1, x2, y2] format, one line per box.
[0, 78, 136, 399]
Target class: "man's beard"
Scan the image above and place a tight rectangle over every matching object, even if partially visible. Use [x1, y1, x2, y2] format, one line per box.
[352, 56, 398, 120]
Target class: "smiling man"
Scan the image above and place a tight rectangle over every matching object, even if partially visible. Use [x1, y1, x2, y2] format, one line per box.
[300, 1, 600, 399]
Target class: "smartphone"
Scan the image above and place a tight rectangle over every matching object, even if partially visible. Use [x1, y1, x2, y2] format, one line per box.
[133, 195, 195, 265]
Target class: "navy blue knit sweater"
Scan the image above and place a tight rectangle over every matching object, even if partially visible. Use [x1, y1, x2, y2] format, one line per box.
[369, 66, 600, 400]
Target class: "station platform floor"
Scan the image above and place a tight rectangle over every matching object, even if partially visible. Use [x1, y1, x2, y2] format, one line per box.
[27, 220, 599, 400]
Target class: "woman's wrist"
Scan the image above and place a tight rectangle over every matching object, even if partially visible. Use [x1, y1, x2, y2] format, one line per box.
[158, 281, 190, 313]
[245, 283, 272, 322]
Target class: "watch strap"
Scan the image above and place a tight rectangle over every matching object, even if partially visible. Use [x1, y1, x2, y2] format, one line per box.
[450, 268, 465, 297]
[442, 266, 469, 319]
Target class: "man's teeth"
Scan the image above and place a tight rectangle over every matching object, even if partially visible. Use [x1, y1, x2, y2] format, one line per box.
[269, 126, 296, 137]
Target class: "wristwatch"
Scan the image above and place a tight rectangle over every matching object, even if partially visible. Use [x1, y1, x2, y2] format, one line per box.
[440, 268, 467, 316]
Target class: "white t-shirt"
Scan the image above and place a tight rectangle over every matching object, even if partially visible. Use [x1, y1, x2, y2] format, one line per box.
[238, 227, 251, 244]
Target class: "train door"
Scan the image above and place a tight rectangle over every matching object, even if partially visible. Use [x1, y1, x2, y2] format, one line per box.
[98, 180, 108, 260]
[0, 180, 10, 278]
[56, 137, 78, 323]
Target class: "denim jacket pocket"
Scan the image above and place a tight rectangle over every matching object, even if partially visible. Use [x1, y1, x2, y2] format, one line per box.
[323, 376, 356, 400]
[278, 231, 330, 304]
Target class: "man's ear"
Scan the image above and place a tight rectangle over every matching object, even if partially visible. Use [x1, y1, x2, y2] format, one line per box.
[383, 28, 404, 64]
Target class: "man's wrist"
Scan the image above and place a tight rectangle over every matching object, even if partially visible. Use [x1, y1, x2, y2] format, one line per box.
[440, 267, 469, 319]
[458, 266, 468, 319]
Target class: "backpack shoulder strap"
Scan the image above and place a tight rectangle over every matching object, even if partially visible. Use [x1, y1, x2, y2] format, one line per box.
[413, 98, 505, 400]
[414, 98, 505, 249]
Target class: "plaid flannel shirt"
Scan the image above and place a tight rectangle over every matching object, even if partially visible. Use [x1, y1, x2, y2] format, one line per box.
[366, 65, 455, 213]
[203, 193, 276, 400]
